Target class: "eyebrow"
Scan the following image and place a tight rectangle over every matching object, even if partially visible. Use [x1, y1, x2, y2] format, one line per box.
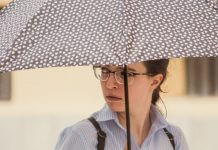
[126, 67, 137, 72]
[104, 65, 137, 72]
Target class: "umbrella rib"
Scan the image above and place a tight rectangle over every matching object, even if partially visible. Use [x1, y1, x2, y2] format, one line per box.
[124, 64, 131, 150]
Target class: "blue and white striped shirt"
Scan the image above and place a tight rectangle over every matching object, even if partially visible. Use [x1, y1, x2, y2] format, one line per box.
[55, 104, 189, 150]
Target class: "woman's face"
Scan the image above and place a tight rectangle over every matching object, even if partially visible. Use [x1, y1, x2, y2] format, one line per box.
[100, 62, 163, 114]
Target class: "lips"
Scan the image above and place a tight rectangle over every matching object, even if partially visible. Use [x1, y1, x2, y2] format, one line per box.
[106, 95, 122, 101]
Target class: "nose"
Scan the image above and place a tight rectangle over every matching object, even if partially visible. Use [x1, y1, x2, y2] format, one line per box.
[105, 73, 118, 89]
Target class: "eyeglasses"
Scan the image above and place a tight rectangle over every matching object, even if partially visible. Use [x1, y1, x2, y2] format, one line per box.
[93, 66, 153, 85]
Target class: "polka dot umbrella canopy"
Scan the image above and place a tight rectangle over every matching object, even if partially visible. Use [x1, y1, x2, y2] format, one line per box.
[0, 0, 217, 150]
[0, 0, 217, 72]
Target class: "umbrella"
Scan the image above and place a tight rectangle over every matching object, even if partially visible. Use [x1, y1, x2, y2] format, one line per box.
[0, 0, 217, 149]
[0, 0, 217, 72]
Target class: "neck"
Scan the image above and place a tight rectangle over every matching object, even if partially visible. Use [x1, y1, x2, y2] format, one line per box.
[117, 106, 151, 146]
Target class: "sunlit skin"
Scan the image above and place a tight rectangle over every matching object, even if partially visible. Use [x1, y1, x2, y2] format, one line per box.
[100, 62, 163, 148]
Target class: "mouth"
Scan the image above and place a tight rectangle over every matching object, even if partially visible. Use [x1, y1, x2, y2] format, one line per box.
[106, 96, 122, 101]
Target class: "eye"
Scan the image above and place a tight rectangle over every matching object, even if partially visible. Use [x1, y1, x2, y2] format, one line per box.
[101, 67, 110, 73]
[120, 71, 134, 77]
[127, 72, 134, 77]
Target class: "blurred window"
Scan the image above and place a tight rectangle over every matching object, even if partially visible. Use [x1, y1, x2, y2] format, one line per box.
[0, 73, 11, 100]
[186, 57, 218, 96]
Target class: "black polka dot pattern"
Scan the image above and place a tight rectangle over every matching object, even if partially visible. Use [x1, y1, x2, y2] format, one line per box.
[0, 0, 217, 72]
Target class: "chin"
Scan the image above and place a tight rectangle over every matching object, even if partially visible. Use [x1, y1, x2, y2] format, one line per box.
[106, 101, 125, 112]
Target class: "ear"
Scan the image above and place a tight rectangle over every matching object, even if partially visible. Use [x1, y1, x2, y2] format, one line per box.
[150, 74, 163, 90]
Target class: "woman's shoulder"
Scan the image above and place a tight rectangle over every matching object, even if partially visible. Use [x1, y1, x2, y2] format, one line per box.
[60, 118, 97, 138]
[59, 107, 104, 137]
[165, 123, 184, 136]
[150, 105, 189, 149]
[55, 119, 98, 150]
[164, 123, 189, 150]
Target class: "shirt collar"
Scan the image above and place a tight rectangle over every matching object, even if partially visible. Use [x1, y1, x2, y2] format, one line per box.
[92, 103, 169, 132]
[92, 103, 118, 122]
[149, 104, 169, 134]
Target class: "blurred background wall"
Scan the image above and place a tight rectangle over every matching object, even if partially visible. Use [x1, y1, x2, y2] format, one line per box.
[0, 1, 218, 150]
[0, 0, 11, 8]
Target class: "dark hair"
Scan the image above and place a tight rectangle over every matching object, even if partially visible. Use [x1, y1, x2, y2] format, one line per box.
[143, 59, 169, 105]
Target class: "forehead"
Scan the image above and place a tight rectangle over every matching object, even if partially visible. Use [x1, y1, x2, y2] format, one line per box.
[104, 62, 146, 72]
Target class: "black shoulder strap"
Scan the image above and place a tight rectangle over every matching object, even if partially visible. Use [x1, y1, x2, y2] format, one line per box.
[163, 128, 175, 150]
[88, 117, 106, 150]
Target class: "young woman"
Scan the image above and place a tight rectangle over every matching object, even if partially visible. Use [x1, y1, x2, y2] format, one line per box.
[55, 59, 189, 150]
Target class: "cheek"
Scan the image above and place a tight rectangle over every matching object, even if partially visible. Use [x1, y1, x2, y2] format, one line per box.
[100, 82, 106, 95]
[128, 81, 152, 102]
